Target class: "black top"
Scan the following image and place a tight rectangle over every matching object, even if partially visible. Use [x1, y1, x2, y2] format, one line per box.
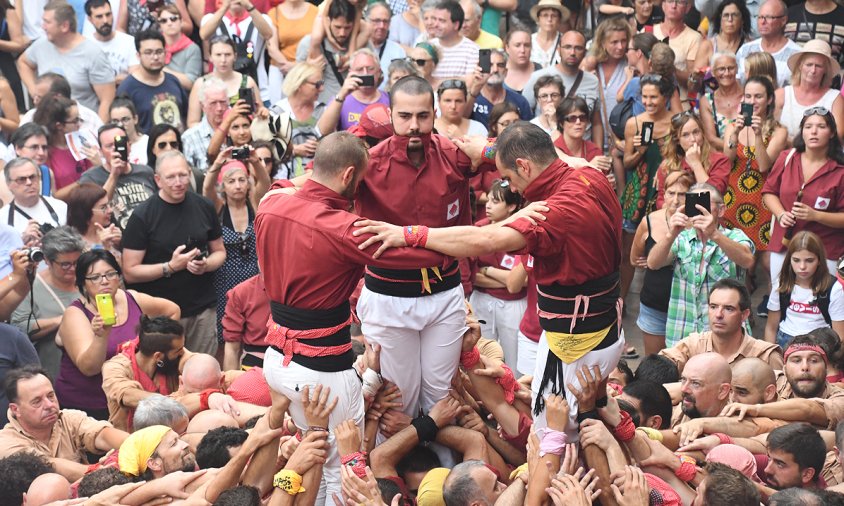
[640, 214, 674, 313]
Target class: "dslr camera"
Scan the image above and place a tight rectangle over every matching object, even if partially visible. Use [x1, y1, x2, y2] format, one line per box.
[39, 223, 55, 235]
[21, 247, 44, 263]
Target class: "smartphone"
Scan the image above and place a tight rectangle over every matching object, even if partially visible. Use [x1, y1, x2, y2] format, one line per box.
[684, 191, 711, 218]
[238, 87, 254, 113]
[95, 293, 116, 326]
[478, 49, 492, 73]
[358, 75, 376, 87]
[185, 237, 208, 260]
[114, 135, 129, 162]
[741, 102, 753, 126]
[231, 146, 250, 160]
[641, 121, 654, 145]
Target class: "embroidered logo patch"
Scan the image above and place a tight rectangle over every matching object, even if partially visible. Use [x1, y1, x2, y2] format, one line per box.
[815, 196, 830, 210]
[500, 255, 515, 269]
[447, 199, 460, 220]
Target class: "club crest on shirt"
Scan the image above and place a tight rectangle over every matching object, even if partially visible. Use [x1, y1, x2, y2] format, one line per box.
[500, 254, 515, 269]
[447, 199, 459, 220]
[526, 255, 534, 268]
[814, 196, 831, 210]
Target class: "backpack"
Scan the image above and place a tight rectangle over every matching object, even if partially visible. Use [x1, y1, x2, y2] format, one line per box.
[778, 275, 837, 325]
[609, 96, 636, 140]
[218, 21, 258, 82]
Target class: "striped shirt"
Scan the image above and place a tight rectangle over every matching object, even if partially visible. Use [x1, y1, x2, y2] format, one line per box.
[430, 36, 480, 80]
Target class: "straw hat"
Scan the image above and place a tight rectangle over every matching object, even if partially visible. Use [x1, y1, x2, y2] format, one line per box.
[787, 39, 841, 78]
[530, 0, 571, 24]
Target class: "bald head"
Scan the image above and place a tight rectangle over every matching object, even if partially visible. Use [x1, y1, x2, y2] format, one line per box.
[680, 353, 732, 418]
[731, 358, 777, 405]
[24, 473, 71, 506]
[180, 354, 222, 393]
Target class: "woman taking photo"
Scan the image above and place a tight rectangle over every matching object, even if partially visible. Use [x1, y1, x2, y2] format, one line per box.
[656, 111, 730, 207]
[631, 172, 692, 354]
[775, 41, 844, 142]
[764, 231, 844, 348]
[620, 74, 672, 302]
[56, 249, 179, 419]
[11, 227, 86, 378]
[722, 76, 788, 296]
[271, 62, 331, 178]
[66, 183, 122, 255]
[203, 149, 270, 338]
[693, 0, 750, 70]
[187, 36, 262, 127]
[762, 107, 844, 285]
[470, 180, 526, 368]
[33, 93, 93, 193]
[699, 52, 742, 151]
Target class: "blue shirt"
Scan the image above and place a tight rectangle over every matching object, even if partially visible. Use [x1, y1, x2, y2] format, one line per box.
[0, 224, 23, 278]
[116, 73, 188, 134]
[471, 89, 533, 129]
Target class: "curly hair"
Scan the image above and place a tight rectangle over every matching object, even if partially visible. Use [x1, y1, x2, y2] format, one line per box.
[0, 452, 54, 506]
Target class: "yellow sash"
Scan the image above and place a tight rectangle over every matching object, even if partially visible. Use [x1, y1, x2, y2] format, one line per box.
[545, 324, 614, 364]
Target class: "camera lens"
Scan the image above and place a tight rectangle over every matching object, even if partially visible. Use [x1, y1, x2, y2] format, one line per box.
[27, 248, 44, 263]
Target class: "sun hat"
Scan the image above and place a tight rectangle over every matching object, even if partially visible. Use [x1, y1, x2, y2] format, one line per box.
[787, 39, 841, 79]
[530, 0, 571, 24]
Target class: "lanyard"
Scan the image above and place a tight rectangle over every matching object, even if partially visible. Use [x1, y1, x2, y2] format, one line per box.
[8, 197, 60, 227]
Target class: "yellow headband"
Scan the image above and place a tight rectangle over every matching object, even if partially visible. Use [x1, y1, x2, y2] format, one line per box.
[118, 425, 172, 476]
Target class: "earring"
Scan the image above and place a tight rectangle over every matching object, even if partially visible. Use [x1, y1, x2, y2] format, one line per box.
[156, 360, 164, 368]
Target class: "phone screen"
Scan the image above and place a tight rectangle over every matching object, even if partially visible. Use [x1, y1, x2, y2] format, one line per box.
[479, 49, 492, 73]
[358, 75, 376, 87]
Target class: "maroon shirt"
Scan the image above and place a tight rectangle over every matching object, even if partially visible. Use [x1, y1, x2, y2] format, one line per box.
[473, 218, 527, 301]
[504, 160, 623, 287]
[553, 136, 603, 162]
[222, 275, 270, 347]
[518, 255, 542, 342]
[762, 151, 844, 257]
[255, 179, 447, 309]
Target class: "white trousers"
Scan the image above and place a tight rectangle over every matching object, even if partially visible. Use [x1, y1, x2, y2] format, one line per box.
[358, 285, 467, 417]
[263, 347, 364, 506]
[469, 290, 527, 369]
[516, 331, 539, 377]
[530, 330, 625, 440]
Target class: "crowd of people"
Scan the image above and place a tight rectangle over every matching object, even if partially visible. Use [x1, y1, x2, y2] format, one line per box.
[0, 0, 843, 504]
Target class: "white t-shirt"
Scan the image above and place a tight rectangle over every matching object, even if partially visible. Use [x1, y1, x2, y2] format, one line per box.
[86, 31, 139, 77]
[768, 282, 844, 337]
[130, 135, 149, 166]
[201, 13, 274, 101]
[1, 196, 68, 236]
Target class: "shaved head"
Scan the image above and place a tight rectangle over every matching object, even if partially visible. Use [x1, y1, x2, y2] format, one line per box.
[25, 473, 71, 505]
[180, 354, 222, 393]
[680, 353, 732, 418]
[731, 358, 777, 405]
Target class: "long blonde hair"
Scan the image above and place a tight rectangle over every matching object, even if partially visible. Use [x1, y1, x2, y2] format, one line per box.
[589, 17, 632, 63]
[661, 113, 712, 175]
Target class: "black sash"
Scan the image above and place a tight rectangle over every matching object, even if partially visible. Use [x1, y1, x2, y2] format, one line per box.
[269, 300, 354, 372]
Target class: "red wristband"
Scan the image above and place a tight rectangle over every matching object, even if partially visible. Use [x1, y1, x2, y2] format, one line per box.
[496, 364, 518, 405]
[341, 451, 368, 478]
[612, 410, 636, 443]
[403, 225, 429, 248]
[674, 455, 697, 482]
[199, 388, 222, 411]
[713, 432, 733, 445]
[460, 347, 481, 369]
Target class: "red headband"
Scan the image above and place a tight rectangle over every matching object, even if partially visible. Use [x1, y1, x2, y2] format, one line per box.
[784, 344, 828, 363]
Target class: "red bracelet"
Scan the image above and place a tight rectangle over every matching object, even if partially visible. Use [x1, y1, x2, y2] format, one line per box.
[199, 388, 222, 411]
[460, 347, 481, 369]
[496, 364, 518, 405]
[713, 432, 733, 445]
[674, 455, 698, 482]
[612, 410, 636, 443]
[341, 451, 368, 478]
[403, 225, 429, 248]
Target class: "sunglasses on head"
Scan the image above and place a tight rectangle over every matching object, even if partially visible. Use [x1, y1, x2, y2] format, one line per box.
[438, 79, 467, 93]
[671, 110, 697, 126]
[804, 106, 830, 117]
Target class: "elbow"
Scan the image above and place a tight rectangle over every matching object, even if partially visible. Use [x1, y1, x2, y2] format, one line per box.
[78, 362, 102, 377]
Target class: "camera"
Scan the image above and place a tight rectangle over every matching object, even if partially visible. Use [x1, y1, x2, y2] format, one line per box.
[39, 223, 55, 235]
[21, 247, 44, 263]
[357, 75, 376, 87]
[114, 135, 129, 162]
[231, 147, 250, 160]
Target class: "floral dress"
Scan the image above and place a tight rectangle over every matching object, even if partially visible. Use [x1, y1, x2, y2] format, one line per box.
[621, 134, 668, 227]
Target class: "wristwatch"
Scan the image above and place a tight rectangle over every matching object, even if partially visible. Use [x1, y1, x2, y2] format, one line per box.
[162, 262, 173, 278]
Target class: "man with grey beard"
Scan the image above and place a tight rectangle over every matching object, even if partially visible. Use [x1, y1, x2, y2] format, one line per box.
[465, 49, 532, 127]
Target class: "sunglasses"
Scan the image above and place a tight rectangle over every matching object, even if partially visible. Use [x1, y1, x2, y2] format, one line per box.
[563, 113, 587, 123]
[409, 58, 430, 66]
[159, 15, 180, 23]
[157, 140, 180, 150]
[438, 79, 467, 93]
[804, 106, 830, 117]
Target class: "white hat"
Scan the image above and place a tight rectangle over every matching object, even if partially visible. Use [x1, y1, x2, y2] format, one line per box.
[530, 0, 571, 24]
[787, 39, 841, 79]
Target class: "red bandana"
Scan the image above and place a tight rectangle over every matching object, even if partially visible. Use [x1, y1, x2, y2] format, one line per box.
[165, 34, 193, 64]
[120, 338, 172, 430]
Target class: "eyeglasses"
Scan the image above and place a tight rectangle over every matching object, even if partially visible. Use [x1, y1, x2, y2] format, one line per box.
[713, 65, 737, 74]
[563, 113, 587, 123]
[157, 140, 180, 150]
[22, 143, 49, 152]
[11, 174, 39, 185]
[369, 18, 390, 25]
[63, 117, 83, 125]
[721, 12, 740, 19]
[804, 106, 830, 117]
[85, 270, 120, 283]
[159, 15, 180, 24]
[95, 203, 111, 213]
[52, 260, 77, 270]
[664, 0, 688, 5]
[163, 173, 191, 182]
[305, 80, 325, 88]
[141, 49, 166, 57]
[757, 14, 785, 22]
[438, 79, 467, 92]
[538, 92, 561, 101]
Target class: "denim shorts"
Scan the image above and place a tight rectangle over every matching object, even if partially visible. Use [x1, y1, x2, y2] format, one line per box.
[637, 302, 668, 335]
[776, 328, 794, 349]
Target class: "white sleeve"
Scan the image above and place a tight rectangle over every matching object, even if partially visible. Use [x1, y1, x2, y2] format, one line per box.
[829, 282, 844, 321]
[767, 287, 781, 312]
